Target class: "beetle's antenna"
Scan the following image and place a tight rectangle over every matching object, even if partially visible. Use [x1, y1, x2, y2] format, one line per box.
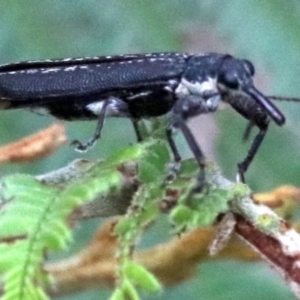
[268, 96, 300, 102]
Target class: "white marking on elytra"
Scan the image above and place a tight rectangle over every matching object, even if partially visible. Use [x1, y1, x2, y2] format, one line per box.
[74, 57, 91, 61]
[62, 58, 73, 62]
[164, 85, 173, 92]
[0, 52, 192, 77]
[25, 69, 39, 74]
[64, 66, 77, 72]
[8, 70, 27, 74]
[127, 91, 151, 100]
[24, 59, 54, 63]
[41, 68, 61, 74]
[168, 79, 178, 86]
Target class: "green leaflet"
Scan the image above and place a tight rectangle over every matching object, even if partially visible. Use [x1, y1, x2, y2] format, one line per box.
[0, 141, 162, 300]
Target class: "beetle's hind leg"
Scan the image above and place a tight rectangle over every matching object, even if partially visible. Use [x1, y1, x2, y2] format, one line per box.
[71, 106, 107, 152]
[71, 97, 129, 152]
[132, 119, 143, 142]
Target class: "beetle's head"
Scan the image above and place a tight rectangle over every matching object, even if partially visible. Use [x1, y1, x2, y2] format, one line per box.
[217, 56, 285, 125]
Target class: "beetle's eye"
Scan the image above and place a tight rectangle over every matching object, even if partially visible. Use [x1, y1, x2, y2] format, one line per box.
[218, 71, 239, 89]
[242, 60, 255, 76]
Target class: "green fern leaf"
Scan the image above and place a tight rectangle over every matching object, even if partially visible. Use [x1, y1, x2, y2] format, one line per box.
[0, 141, 157, 299]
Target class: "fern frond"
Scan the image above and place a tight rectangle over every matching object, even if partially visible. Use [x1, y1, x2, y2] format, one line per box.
[0, 141, 158, 300]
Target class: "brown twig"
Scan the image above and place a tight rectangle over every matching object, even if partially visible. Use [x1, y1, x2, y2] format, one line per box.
[231, 193, 300, 298]
[46, 219, 258, 297]
[0, 123, 67, 163]
[46, 184, 300, 297]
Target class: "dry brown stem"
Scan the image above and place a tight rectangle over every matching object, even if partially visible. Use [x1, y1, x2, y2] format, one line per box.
[46, 185, 300, 297]
[0, 123, 66, 163]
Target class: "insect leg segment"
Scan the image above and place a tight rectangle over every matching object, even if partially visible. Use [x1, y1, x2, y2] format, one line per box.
[237, 124, 268, 182]
[242, 122, 255, 141]
[167, 89, 219, 190]
[163, 72, 222, 188]
[166, 125, 182, 164]
[164, 124, 182, 182]
[222, 90, 271, 182]
[131, 119, 143, 142]
[71, 97, 130, 152]
[173, 114, 206, 191]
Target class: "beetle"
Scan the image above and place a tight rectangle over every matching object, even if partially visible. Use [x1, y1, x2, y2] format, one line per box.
[0, 52, 286, 189]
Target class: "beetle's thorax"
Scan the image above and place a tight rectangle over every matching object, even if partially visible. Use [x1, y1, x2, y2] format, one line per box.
[174, 54, 226, 114]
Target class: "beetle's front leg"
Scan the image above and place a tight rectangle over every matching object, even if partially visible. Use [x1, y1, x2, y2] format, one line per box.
[237, 124, 268, 182]
[165, 124, 182, 182]
[165, 94, 213, 192]
[174, 115, 206, 192]
[224, 92, 270, 182]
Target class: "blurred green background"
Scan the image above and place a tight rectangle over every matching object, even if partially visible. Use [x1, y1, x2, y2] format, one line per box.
[1, 1, 300, 299]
